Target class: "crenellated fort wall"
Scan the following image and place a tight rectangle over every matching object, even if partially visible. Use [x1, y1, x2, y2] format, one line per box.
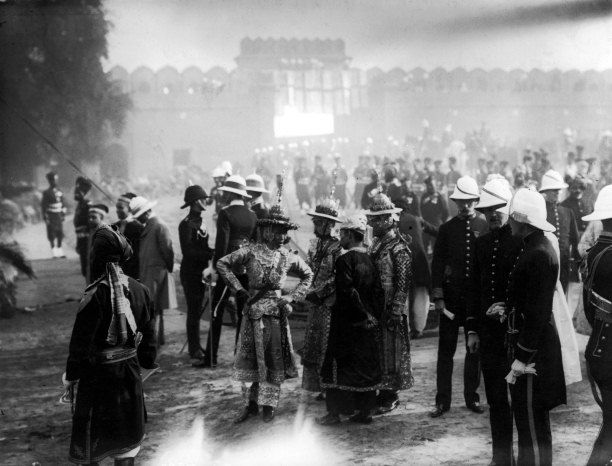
[106, 38, 612, 176]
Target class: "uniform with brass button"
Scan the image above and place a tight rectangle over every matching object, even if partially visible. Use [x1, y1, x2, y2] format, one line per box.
[430, 176, 488, 417]
[581, 185, 612, 465]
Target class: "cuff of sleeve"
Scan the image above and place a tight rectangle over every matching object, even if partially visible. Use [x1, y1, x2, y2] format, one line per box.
[431, 288, 444, 300]
[515, 343, 537, 364]
[467, 330, 478, 335]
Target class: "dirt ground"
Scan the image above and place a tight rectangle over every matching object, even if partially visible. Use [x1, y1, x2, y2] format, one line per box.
[0, 218, 603, 465]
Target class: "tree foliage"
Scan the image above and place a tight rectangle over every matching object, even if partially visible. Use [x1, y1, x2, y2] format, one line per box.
[0, 0, 131, 182]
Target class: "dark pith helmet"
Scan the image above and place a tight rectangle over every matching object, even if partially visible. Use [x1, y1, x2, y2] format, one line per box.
[181, 185, 210, 209]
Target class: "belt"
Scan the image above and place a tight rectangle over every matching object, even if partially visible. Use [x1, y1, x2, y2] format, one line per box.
[591, 290, 612, 314]
[96, 347, 137, 365]
[46, 207, 64, 213]
[76, 232, 89, 239]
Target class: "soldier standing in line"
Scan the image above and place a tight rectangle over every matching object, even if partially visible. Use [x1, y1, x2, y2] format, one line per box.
[466, 177, 523, 466]
[113, 193, 143, 280]
[430, 176, 488, 418]
[301, 197, 343, 398]
[41, 171, 66, 258]
[178, 185, 213, 367]
[73, 177, 93, 279]
[539, 169, 580, 293]
[332, 155, 349, 209]
[505, 188, 566, 466]
[293, 156, 312, 211]
[580, 185, 612, 465]
[203, 175, 256, 367]
[366, 193, 414, 414]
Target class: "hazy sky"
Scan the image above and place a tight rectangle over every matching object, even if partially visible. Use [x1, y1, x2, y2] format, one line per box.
[104, 0, 612, 72]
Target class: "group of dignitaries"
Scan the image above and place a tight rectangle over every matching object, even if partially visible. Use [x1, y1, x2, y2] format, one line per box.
[58, 159, 612, 465]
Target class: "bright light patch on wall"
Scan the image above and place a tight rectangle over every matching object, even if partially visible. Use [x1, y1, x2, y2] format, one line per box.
[274, 109, 334, 138]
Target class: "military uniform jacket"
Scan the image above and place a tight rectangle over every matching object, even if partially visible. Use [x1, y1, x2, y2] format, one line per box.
[420, 191, 449, 227]
[560, 196, 594, 234]
[466, 224, 523, 340]
[178, 212, 213, 276]
[213, 202, 256, 267]
[74, 198, 91, 238]
[431, 214, 488, 317]
[506, 231, 566, 409]
[41, 187, 65, 220]
[545, 202, 580, 262]
[583, 231, 612, 364]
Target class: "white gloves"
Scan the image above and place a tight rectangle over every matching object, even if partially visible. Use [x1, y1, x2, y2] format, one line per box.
[505, 360, 537, 384]
[486, 302, 507, 322]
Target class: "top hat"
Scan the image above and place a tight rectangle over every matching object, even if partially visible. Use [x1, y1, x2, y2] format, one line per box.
[181, 185, 210, 208]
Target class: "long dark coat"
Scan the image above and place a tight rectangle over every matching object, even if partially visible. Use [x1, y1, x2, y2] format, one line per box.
[66, 276, 157, 464]
[321, 249, 382, 391]
[507, 231, 566, 410]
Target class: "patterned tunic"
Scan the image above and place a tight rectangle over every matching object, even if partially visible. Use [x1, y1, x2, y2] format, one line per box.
[369, 230, 414, 391]
[217, 243, 312, 394]
[301, 236, 343, 391]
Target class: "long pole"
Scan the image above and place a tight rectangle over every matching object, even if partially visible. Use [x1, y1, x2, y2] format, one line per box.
[0, 95, 114, 202]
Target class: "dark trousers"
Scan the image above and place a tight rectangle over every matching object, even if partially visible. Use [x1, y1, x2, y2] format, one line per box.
[587, 360, 612, 466]
[326, 388, 376, 416]
[76, 237, 88, 277]
[204, 275, 248, 362]
[435, 313, 481, 408]
[510, 374, 552, 466]
[181, 271, 206, 357]
[482, 341, 514, 465]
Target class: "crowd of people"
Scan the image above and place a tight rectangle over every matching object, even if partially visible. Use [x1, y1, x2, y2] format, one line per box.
[18, 135, 611, 466]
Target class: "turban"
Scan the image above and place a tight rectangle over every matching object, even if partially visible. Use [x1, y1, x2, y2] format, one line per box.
[89, 224, 132, 281]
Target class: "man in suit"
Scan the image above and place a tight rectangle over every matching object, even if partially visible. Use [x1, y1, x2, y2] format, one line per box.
[505, 188, 566, 466]
[203, 175, 257, 367]
[466, 176, 523, 465]
[539, 169, 580, 293]
[178, 185, 213, 367]
[113, 192, 143, 280]
[129, 196, 175, 346]
[430, 176, 488, 418]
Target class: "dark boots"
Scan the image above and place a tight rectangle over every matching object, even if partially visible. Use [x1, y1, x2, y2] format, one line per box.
[234, 401, 259, 423]
[262, 405, 275, 422]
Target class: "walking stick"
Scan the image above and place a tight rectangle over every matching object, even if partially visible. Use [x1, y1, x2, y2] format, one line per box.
[208, 285, 229, 366]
